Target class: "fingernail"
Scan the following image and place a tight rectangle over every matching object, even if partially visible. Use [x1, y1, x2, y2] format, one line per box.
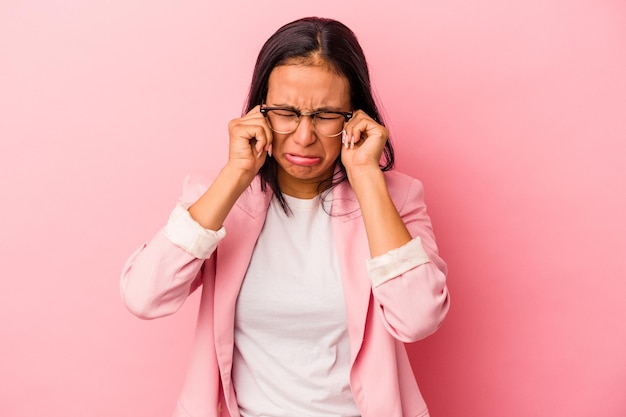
[350, 136, 355, 149]
[267, 144, 272, 157]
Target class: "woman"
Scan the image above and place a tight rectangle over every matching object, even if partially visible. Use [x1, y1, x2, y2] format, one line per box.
[121, 17, 450, 417]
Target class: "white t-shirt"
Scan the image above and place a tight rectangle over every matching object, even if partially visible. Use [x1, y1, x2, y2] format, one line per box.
[233, 193, 361, 417]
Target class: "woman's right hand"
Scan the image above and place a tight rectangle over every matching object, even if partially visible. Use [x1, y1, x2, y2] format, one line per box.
[226, 105, 273, 181]
[187, 106, 272, 230]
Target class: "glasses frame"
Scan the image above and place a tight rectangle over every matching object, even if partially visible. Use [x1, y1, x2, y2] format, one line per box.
[260, 105, 353, 137]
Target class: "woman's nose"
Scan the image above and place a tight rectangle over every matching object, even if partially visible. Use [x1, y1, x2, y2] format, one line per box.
[291, 115, 316, 146]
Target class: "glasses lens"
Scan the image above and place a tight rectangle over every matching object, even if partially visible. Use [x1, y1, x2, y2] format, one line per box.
[314, 112, 345, 137]
[266, 109, 298, 134]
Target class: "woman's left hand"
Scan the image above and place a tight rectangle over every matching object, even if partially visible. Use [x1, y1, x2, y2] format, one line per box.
[340, 110, 412, 258]
[341, 110, 389, 179]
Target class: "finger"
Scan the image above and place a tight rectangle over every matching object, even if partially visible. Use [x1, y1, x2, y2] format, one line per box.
[240, 126, 269, 158]
[242, 105, 273, 153]
[246, 104, 261, 115]
[236, 121, 272, 157]
[345, 111, 387, 146]
[345, 115, 371, 148]
[231, 108, 273, 144]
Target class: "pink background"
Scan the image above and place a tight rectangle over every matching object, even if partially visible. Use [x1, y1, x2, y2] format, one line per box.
[1, 1, 625, 416]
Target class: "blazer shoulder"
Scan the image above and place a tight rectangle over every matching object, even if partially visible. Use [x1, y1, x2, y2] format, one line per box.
[178, 170, 219, 205]
[383, 169, 423, 187]
[178, 171, 269, 217]
[383, 170, 426, 211]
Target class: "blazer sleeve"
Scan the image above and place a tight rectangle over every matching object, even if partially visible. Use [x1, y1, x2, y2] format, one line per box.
[120, 173, 224, 319]
[369, 175, 450, 343]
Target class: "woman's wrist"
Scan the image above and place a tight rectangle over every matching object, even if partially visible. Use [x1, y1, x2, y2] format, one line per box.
[220, 162, 258, 192]
[347, 164, 384, 195]
[188, 164, 256, 230]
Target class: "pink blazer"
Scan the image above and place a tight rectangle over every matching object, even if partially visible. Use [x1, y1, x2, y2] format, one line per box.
[121, 170, 450, 417]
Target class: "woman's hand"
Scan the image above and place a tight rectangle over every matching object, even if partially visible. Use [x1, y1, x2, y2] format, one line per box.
[340, 110, 412, 257]
[187, 106, 272, 230]
[340, 110, 389, 181]
[226, 105, 273, 181]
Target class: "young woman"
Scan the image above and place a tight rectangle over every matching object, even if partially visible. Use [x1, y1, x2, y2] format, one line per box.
[121, 16, 450, 417]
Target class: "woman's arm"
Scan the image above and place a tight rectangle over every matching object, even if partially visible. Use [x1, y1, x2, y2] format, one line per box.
[366, 175, 449, 342]
[120, 106, 273, 319]
[342, 113, 449, 342]
[119, 173, 222, 319]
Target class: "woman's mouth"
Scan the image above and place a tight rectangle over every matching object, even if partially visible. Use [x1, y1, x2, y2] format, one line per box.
[284, 153, 321, 167]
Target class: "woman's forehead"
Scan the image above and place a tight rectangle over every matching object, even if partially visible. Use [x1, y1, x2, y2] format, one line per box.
[266, 64, 350, 105]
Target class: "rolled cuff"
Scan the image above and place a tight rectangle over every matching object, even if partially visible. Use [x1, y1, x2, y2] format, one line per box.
[162, 204, 226, 259]
[366, 236, 431, 287]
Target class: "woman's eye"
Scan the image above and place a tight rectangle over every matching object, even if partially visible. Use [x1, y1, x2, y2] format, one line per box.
[317, 113, 341, 121]
[273, 110, 297, 118]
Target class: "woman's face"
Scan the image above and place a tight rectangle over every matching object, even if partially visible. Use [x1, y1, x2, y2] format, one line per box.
[265, 62, 351, 198]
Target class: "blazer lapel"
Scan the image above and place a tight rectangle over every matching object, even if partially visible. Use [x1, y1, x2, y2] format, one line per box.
[213, 180, 272, 376]
[331, 180, 372, 365]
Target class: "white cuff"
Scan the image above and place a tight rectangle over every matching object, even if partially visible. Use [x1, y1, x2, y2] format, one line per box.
[162, 204, 226, 259]
[366, 236, 430, 287]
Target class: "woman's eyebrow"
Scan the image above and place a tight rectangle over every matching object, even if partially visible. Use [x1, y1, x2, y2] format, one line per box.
[267, 102, 296, 109]
[267, 103, 344, 112]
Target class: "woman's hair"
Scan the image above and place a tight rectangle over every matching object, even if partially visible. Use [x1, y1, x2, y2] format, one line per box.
[243, 17, 395, 212]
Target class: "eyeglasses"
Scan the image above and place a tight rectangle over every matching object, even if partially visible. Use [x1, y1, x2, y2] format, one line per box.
[260, 106, 353, 137]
